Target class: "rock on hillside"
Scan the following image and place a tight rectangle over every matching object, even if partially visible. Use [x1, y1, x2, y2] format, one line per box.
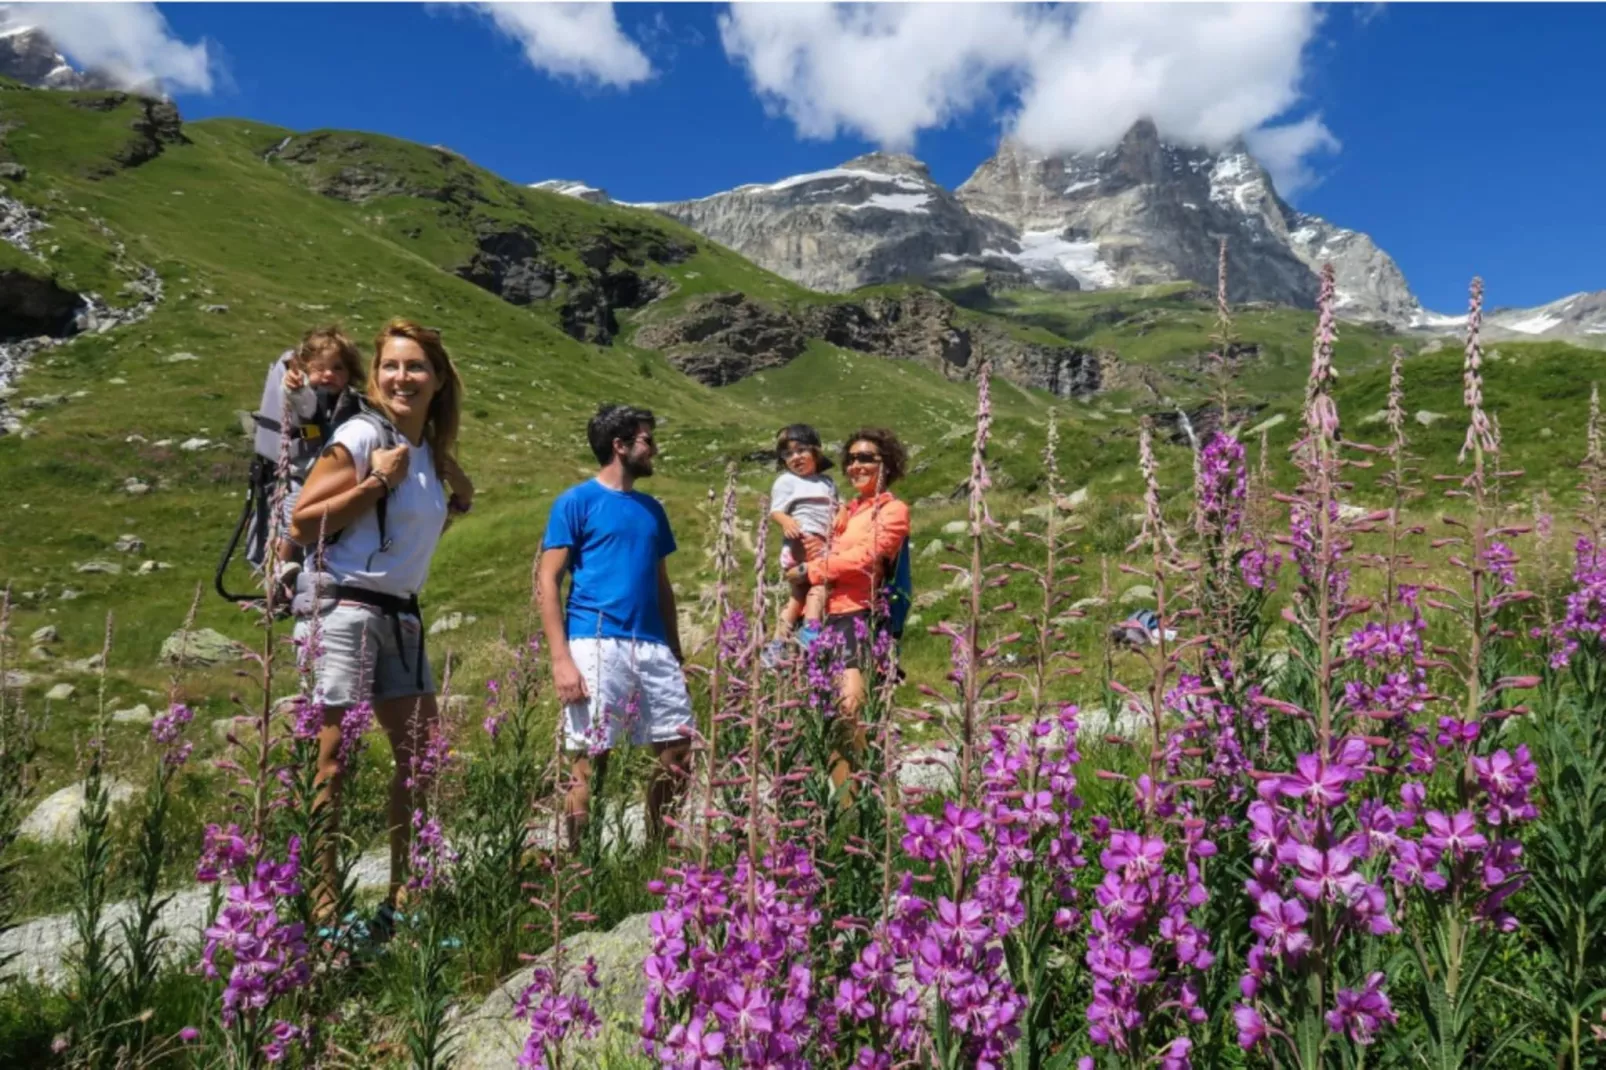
[270, 133, 694, 345]
[651, 151, 1021, 294]
[635, 288, 1116, 397]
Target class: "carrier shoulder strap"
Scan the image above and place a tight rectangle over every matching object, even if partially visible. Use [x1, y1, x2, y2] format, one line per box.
[344, 399, 401, 555]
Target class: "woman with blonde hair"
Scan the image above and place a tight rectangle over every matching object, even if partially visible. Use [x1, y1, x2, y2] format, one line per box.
[290, 318, 473, 931]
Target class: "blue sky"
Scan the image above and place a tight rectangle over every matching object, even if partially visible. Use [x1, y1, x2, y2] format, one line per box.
[31, 2, 1606, 312]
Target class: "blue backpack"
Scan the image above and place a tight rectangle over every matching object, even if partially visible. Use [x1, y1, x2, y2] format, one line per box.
[886, 539, 914, 639]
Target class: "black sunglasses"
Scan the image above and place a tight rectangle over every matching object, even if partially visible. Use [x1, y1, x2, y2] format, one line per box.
[847, 451, 883, 465]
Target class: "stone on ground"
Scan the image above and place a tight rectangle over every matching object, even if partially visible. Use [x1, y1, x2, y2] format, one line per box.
[19, 778, 137, 844]
[159, 627, 249, 667]
[452, 913, 654, 1069]
[1119, 584, 1155, 606]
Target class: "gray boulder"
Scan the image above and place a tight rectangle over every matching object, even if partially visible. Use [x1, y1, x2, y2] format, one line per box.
[111, 703, 153, 725]
[159, 628, 249, 667]
[453, 913, 655, 1069]
[44, 683, 75, 702]
[19, 778, 138, 844]
[113, 534, 145, 554]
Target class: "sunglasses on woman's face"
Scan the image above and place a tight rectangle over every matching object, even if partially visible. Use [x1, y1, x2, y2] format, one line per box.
[847, 452, 883, 466]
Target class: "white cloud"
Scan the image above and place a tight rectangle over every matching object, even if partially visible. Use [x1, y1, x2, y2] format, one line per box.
[718, 3, 1338, 195]
[1245, 115, 1341, 197]
[718, 3, 1031, 150]
[0, 2, 214, 94]
[471, 2, 652, 88]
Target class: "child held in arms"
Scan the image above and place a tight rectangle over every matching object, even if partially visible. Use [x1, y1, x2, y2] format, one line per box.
[764, 423, 838, 663]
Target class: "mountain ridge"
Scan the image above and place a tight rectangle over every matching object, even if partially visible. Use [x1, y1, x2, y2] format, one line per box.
[543, 123, 1599, 341]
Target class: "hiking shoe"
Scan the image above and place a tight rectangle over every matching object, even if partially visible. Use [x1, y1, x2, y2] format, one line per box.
[796, 624, 822, 649]
[760, 639, 790, 668]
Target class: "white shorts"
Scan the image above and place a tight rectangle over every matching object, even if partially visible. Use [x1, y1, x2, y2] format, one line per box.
[564, 638, 693, 752]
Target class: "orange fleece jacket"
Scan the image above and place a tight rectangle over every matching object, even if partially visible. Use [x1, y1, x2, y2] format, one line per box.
[807, 492, 910, 617]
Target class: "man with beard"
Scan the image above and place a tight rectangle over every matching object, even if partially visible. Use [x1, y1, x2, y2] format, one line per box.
[538, 403, 691, 850]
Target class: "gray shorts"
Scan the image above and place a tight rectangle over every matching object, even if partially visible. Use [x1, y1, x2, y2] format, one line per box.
[294, 602, 434, 706]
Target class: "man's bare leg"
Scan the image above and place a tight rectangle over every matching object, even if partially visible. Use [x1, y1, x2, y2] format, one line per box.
[646, 740, 691, 845]
[565, 750, 608, 852]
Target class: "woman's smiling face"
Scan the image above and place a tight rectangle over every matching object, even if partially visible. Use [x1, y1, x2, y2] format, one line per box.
[844, 439, 883, 495]
[376, 336, 439, 425]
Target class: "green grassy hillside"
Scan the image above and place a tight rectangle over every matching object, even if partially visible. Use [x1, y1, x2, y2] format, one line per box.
[2, 81, 1602, 790]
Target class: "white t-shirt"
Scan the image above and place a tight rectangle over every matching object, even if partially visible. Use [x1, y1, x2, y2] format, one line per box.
[770, 471, 837, 538]
[320, 419, 447, 598]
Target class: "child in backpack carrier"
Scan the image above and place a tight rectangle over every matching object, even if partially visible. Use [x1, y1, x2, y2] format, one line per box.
[763, 424, 838, 664]
[252, 326, 365, 577]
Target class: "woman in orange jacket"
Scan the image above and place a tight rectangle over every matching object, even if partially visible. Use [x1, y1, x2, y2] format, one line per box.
[788, 426, 910, 788]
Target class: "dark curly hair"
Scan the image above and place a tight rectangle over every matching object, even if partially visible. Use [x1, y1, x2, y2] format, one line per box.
[587, 403, 656, 465]
[840, 427, 907, 488]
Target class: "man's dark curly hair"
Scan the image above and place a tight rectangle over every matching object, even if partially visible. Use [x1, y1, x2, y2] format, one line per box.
[840, 427, 907, 487]
[587, 403, 656, 464]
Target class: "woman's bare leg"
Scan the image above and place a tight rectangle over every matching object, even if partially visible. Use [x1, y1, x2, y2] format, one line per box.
[831, 667, 869, 793]
[373, 691, 440, 907]
[312, 705, 347, 923]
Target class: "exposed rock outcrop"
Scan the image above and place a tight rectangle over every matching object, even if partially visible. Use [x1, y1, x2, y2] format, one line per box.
[635, 288, 1116, 397]
[454, 227, 690, 345]
[634, 292, 809, 385]
[0, 269, 79, 341]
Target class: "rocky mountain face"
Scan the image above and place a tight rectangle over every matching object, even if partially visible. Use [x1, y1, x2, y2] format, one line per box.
[634, 288, 1118, 398]
[649, 152, 1022, 294]
[956, 123, 1428, 323]
[1485, 291, 1606, 341]
[0, 25, 114, 90]
[550, 120, 1441, 327]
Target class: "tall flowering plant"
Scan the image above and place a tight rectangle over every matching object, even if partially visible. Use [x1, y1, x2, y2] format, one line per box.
[1232, 265, 1402, 1069]
[1384, 278, 1540, 1068]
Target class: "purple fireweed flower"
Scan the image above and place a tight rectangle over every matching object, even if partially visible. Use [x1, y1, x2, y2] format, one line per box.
[408, 810, 458, 892]
[196, 823, 253, 884]
[1234, 1004, 1268, 1050]
[1198, 432, 1247, 538]
[1278, 754, 1359, 808]
[1421, 810, 1488, 858]
[1250, 892, 1311, 957]
[1483, 541, 1518, 588]
[1472, 747, 1538, 825]
[1326, 973, 1397, 1046]
[1292, 845, 1364, 904]
[151, 703, 192, 745]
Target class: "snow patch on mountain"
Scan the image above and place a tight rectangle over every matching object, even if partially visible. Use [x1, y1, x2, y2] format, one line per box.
[999, 231, 1117, 290]
[528, 180, 611, 205]
[848, 192, 932, 214]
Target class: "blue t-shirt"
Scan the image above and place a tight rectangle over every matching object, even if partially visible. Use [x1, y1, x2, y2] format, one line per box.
[542, 479, 677, 645]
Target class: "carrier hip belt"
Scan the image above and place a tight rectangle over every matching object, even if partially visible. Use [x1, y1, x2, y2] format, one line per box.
[332, 585, 426, 692]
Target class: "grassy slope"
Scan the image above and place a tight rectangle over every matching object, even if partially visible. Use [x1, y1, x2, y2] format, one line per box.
[3, 84, 1602, 792]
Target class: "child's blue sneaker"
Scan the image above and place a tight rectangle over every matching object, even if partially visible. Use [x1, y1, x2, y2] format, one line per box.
[760, 639, 789, 668]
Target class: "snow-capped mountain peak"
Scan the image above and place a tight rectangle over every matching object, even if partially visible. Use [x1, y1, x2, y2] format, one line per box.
[0, 24, 113, 90]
